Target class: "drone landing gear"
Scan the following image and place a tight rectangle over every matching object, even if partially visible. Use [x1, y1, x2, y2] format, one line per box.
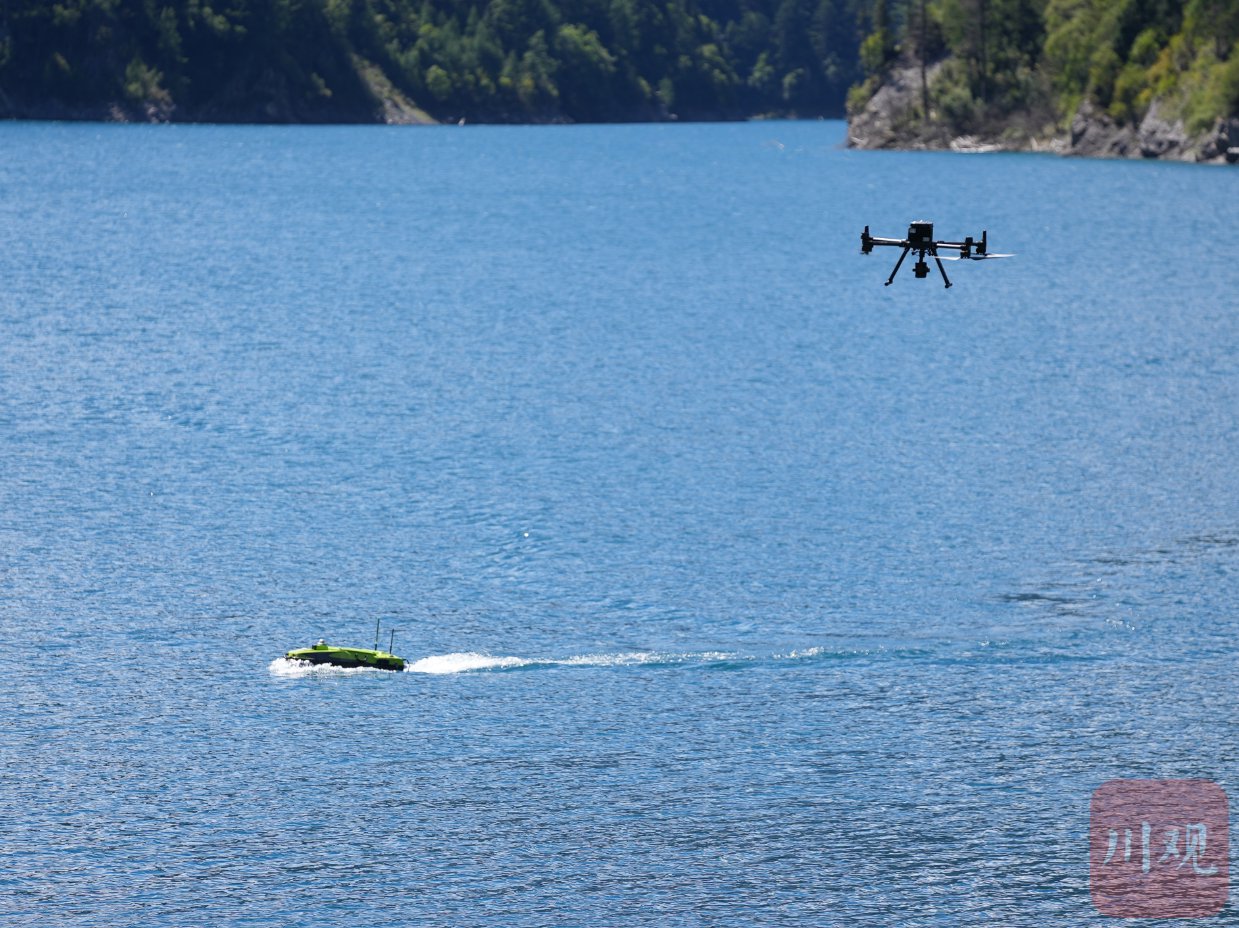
[884, 246, 952, 289]
[884, 246, 910, 286]
[933, 252, 952, 289]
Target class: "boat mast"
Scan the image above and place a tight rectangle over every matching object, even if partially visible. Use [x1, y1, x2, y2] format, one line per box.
[373, 616, 381, 652]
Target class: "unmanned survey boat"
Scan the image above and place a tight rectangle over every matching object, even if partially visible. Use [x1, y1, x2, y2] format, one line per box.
[284, 620, 405, 671]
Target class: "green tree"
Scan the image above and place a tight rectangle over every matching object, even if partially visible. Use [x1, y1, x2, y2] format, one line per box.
[554, 22, 618, 117]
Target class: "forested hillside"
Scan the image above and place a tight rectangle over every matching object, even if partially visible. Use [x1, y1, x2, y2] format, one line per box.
[3, 0, 1237, 153]
[849, 0, 1239, 159]
[0, 0, 866, 122]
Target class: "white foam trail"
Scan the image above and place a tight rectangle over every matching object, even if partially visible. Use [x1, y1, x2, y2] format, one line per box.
[406, 652, 530, 674]
[268, 657, 387, 677]
[405, 650, 740, 674]
[782, 646, 827, 659]
[559, 650, 737, 666]
[558, 650, 663, 666]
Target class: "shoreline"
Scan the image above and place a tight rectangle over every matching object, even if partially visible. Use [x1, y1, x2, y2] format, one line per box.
[846, 62, 1239, 166]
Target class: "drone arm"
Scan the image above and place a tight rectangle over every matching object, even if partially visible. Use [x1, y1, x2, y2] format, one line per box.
[862, 227, 910, 253]
[884, 246, 911, 286]
[934, 232, 990, 260]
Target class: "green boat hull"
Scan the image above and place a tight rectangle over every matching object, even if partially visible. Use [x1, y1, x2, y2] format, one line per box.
[285, 641, 405, 671]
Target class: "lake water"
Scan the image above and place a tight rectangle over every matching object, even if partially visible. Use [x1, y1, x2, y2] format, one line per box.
[1, 120, 1237, 925]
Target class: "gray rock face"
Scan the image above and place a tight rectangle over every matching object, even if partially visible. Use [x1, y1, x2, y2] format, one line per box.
[1198, 117, 1239, 162]
[847, 62, 944, 150]
[1068, 99, 1227, 163]
[1137, 100, 1188, 158]
[1069, 100, 1136, 157]
[1067, 98, 1194, 160]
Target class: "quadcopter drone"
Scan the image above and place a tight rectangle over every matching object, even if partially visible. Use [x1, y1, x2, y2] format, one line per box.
[860, 221, 1012, 288]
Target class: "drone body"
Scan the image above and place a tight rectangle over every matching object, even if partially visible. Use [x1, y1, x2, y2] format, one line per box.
[860, 221, 1012, 288]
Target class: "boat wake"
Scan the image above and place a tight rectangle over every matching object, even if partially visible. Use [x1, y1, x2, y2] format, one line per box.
[269, 645, 918, 677]
[406, 652, 531, 674]
[403, 645, 911, 674]
[404, 650, 737, 674]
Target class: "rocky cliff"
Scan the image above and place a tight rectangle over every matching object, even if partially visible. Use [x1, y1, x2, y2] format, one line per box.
[848, 61, 1239, 164]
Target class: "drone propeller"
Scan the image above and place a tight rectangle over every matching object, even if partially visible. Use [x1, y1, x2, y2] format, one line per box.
[939, 252, 1015, 261]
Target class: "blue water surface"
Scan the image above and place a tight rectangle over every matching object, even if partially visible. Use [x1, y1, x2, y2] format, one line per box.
[1, 120, 1238, 926]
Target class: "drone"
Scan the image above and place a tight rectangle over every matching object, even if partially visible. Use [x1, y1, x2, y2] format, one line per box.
[860, 221, 1012, 288]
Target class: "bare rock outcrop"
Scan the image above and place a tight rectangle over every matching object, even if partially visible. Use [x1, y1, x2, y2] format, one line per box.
[846, 62, 948, 150]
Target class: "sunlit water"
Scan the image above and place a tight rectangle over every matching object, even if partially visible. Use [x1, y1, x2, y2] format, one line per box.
[1, 120, 1237, 926]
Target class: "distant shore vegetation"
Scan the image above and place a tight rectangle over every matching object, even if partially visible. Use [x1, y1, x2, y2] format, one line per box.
[851, 0, 1239, 137]
[2, 0, 1235, 136]
[0, 0, 868, 123]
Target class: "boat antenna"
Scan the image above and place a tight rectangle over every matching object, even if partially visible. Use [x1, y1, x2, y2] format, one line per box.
[389, 628, 396, 655]
[374, 616, 381, 652]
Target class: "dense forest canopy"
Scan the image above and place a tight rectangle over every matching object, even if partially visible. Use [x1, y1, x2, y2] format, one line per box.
[0, 0, 1235, 129]
[0, 0, 867, 121]
[852, 0, 1239, 133]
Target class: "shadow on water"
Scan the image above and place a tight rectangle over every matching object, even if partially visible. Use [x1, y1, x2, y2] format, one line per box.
[994, 529, 1239, 630]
